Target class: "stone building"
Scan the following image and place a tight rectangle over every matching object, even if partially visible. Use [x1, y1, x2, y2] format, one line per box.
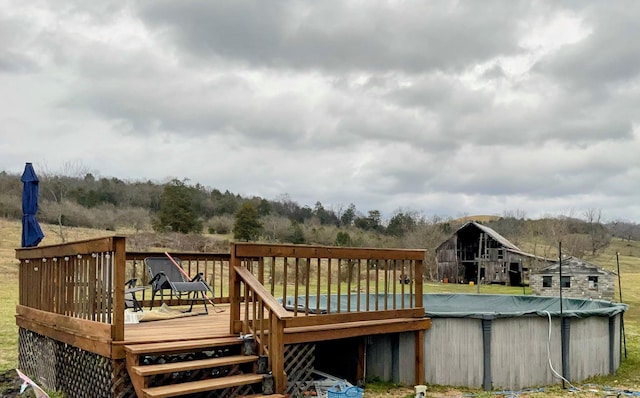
[530, 256, 616, 301]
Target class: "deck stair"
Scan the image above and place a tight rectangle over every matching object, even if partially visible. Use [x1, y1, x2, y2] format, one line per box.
[125, 336, 279, 398]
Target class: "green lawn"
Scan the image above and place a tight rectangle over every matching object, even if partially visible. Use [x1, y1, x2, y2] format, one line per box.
[423, 281, 531, 295]
[1, 224, 639, 396]
[0, 278, 18, 370]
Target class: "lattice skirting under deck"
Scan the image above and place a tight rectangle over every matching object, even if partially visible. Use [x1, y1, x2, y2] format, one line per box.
[19, 329, 318, 398]
[284, 343, 316, 394]
[18, 328, 135, 398]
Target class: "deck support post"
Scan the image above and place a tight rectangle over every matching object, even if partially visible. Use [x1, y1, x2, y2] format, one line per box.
[230, 243, 241, 334]
[357, 338, 366, 386]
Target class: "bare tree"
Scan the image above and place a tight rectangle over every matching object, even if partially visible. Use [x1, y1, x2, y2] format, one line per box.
[39, 161, 90, 242]
[584, 208, 611, 256]
[521, 219, 551, 270]
[402, 215, 450, 281]
[116, 207, 151, 232]
[261, 215, 291, 242]
[608, 219, 640, 242]
[562, 233, 590, 258]
[205, 215, 235, 235]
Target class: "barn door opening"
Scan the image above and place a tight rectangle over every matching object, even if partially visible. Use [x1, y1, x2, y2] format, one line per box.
[508, 262, 522, 286]
[464, 263, 483, 284]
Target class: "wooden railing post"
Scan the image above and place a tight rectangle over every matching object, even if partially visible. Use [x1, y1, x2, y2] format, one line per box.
[112, 236, 126, 341]
[415, 258, 423, 309]
[229, 243, 242, 334]
[271, 315, 285, 394]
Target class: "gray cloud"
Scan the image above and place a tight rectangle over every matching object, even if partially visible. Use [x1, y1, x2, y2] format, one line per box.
[137, 0, 529, 73]
[0, 15, 40, 72]
[535, 2, 640, 87]
[1, 0, 639, 222]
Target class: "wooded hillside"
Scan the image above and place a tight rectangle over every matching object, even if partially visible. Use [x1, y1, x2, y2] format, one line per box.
[2, 169, 639, 265]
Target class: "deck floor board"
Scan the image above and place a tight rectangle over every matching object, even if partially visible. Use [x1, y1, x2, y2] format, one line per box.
[122, 304, 233, 345]
[122, 304, 430, 346]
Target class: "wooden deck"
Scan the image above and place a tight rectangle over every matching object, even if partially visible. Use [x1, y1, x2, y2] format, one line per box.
[118, 304, 431, 346]
[116, 303, 431, 357]
[16, 238, 431, 397]
[122, 306, 234, 345]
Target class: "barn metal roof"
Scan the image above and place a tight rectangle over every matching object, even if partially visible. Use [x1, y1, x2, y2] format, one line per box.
[470, 222, 521, 251]
[436, 221, 554, 262]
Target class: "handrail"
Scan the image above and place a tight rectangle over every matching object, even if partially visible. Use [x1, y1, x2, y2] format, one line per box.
[234, 265, 287, 394]
[16, 236, 119, 259]
[234, 242, 425, 261]
[234, 266, 291, 320]
[126, 251, 229, 260]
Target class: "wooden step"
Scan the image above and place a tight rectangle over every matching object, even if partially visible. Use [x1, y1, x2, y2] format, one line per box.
[132, 355, 259, 376]
[142, 373, 264, 398]
[125, 336, 242, 355]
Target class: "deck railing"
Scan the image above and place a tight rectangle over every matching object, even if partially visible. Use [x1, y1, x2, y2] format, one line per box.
[16, 236, 127, 346]
[15, 239, 234, 350]
[231, 242, 425, 318]
[230, 242, 425, 393]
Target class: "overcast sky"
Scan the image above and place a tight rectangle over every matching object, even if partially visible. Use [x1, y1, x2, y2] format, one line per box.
[2, 1, 639, 222]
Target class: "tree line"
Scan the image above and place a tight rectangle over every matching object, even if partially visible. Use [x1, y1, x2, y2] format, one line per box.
[1, 168, 637, 264]
[0, 169, 433, 239]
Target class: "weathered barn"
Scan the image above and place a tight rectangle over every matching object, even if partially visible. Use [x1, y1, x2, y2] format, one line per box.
[435, 222, 551, 285]
[531, 256, 616, 300]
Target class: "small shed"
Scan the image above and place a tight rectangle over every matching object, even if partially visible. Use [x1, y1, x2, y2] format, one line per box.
[435, 222, 551, 285]
[530, 257, 616, 301]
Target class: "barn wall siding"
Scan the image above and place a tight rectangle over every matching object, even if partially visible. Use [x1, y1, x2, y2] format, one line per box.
[435, 223, 538, 286]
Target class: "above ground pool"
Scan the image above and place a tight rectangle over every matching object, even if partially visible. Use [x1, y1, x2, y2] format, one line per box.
[284, 293, 627, 390]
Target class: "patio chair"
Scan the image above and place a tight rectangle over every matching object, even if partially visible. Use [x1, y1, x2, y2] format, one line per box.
[124, 278, 147, 312]
[144, 257, 214, 314]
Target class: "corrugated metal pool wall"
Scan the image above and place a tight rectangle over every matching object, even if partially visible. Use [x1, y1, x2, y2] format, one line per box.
[366, 313, 623, 390]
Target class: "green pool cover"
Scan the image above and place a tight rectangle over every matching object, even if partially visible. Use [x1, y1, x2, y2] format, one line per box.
[281, 293, 627, 319]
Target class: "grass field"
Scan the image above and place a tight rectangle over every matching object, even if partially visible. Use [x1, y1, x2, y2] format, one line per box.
[1, 218, 639, 397]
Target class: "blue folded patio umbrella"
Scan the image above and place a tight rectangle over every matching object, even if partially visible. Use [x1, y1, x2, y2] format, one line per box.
[21, 162, 45, 247]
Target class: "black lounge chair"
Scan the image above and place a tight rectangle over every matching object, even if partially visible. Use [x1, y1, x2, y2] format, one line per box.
[144, 256, 213, 314]
[124, 278, 147, 312]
